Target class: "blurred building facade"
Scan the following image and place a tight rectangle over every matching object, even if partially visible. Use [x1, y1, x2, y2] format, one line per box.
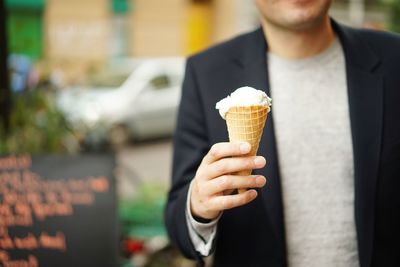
[6, 0, 392, 84]
[43, 0, 111, 83]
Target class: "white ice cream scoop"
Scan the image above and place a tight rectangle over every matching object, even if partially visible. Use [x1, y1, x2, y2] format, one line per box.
[215, 86, 272, 119]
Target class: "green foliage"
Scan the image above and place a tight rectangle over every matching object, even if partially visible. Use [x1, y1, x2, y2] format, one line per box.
[382, 0, 400, 32]
[0, 90, 79, 154]
[392, 3, 400, 32]
[119, 183, 167, 239]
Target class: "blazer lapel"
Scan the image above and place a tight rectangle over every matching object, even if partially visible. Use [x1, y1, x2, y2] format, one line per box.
[234, 27, 287, 259]
[334, 21, 383, 267]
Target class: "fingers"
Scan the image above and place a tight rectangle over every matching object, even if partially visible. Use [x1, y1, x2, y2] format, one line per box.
[204, 175, 266, 196]
[191, 180, 260, 220]
[203, 142, 251, 165]
[209, 189, 258, 211]
[190, 142, 267, 219]
[203, 156, 266, 180]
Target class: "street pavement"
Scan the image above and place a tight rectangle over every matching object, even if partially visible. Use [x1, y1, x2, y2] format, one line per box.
[116, 138, 173, 200]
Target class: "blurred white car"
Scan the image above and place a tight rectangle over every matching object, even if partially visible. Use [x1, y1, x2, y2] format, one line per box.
[56, 58, 185, 146]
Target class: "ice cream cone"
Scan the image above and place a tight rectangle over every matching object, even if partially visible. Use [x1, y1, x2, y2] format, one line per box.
[216, 86, 271, 194]
[225, 105, 268, 194]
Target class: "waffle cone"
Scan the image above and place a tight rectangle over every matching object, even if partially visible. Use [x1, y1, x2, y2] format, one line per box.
[225, 105, 268, 193]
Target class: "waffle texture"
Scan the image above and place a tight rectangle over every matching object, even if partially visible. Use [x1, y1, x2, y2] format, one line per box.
[225, 106, 268, 193]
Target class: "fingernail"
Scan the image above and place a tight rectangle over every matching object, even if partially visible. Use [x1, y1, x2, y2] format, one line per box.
[253, 156, 265, 166]
[240, 142, 251, 153]
[249, 190, 257, 198]
[255, 176, 266, 186]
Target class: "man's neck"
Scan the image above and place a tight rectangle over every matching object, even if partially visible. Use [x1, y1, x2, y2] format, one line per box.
[261, 16, 336, 59]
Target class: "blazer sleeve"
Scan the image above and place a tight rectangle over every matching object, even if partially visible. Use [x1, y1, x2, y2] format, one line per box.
[164, 57, 210, 265]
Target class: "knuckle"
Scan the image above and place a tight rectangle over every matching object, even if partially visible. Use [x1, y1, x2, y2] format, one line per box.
[196, 165, 210, 180]
[203, 195, 211, 203]
[210, 144, 219, 157]
[244, 159, 253, 169]
[197, 185, 204, 196]
[198, 172, 206, 181]
[192, 180, 201, 195]
[222, 198, 233, 209]
[215, 162, 227, 174]
[218, 176, 230, 189]
[197, 183, 208, 197]
[195, 165, 205, 178]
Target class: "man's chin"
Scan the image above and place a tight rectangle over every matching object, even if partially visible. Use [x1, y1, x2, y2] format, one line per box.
[279, 13, 328, 31]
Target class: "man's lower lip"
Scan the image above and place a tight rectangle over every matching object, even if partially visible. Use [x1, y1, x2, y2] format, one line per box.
[287, 0, 313, 4]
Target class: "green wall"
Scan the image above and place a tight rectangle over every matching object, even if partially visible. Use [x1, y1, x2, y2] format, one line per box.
[6, 0, 44, 59]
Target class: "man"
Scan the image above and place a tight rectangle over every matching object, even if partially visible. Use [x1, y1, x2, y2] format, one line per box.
[165, 0, 400, 266]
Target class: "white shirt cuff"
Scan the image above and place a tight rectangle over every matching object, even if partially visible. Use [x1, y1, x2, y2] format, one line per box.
[185, 179, 221, 256]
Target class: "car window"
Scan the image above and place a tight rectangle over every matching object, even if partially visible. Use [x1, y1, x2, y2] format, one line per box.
[90, 73, 130, 88]
[149, 74, 171, 90]
[76, 71, 130, 88]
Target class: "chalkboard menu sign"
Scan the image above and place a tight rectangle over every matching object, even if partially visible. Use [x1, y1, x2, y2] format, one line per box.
[0, 154, 118, 267]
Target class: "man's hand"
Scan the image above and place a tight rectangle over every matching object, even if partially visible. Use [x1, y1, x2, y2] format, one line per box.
[190, 142, 267, 220]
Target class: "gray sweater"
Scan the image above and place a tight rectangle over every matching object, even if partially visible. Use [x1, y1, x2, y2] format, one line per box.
[269, 38, 359, 266]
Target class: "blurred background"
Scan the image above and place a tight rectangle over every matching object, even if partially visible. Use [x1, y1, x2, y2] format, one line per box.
[0, 0, 399, 266]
